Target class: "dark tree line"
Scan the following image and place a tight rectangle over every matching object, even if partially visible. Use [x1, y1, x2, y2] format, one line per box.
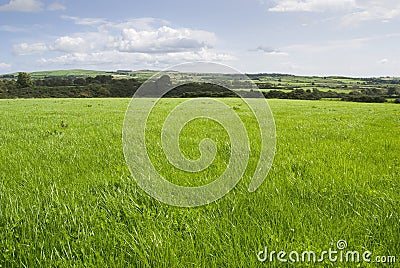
[1, 72, 399, 103]
[1, 74, 141, 98]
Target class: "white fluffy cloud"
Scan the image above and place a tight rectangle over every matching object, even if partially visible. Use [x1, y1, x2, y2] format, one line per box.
[380, 58, 389, 64]
[0, 25, 26, 32]
[61, 16, 107, 26]
[269, 0, 400, 23]
[38, 49, 233, 69]
[52, 36, 87, 52]
[47, 2, 66, 11]
[343, 0, 400, 24]
[13, 17, 231, 69]
[13, 42, 48, 55]
[269, 0, 356, 12]
[0, 62, 12, 69]
[116, 26, 215, 53]
[0, 0, 42, 12]
[0, 0, 66, 12]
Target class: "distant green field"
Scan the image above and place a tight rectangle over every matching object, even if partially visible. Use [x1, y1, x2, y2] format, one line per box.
[21, 69, 114, 79]
[254, 75, 396, 93]
[0, 98, 399, 267]
[5, 69, 158, 82]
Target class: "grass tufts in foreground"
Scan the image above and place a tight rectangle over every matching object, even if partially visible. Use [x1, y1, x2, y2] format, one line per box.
[0, 98, 399, 267]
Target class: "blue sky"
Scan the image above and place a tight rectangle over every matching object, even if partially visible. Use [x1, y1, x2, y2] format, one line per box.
[1, 0, 400, 76]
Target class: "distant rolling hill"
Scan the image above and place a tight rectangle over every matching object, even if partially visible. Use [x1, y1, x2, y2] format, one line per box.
[1, 69, 158, 81]
[20, 69, 115, 79]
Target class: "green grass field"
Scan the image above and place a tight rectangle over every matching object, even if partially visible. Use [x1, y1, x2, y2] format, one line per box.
[0, 98, 399, 267]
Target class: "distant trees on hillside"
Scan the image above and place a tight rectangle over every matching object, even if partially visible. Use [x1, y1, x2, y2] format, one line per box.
[0, 73, 399, 103]
[341, 95, 387, 103]
[0, 75, 141, 98]
[17, 72, 33, 88]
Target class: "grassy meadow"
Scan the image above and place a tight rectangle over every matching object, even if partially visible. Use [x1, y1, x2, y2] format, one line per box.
[0, 98, 399, 267]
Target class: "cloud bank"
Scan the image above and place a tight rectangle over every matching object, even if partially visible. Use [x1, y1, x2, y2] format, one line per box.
[13, 17, 232, 69]
[0, 0, 65, 12]
[268, 0, 400, 23]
